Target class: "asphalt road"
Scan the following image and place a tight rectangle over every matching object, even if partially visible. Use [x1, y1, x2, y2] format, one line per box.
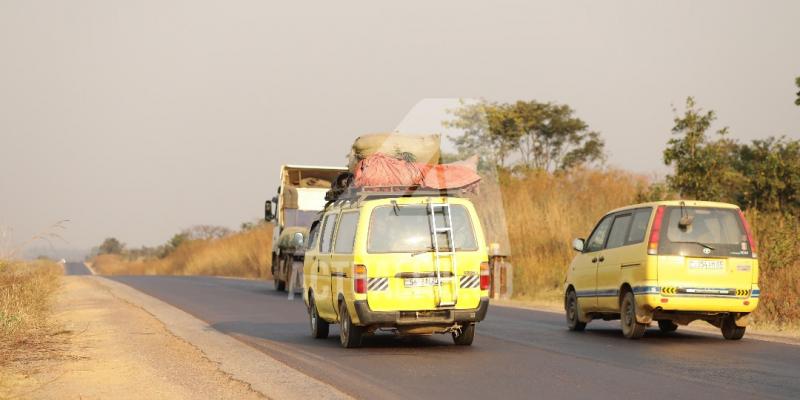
[110, 276, 800, 400]
[64, 261, 92, 275]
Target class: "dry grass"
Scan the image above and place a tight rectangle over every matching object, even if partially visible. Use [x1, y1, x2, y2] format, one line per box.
[0, 259, 62, 366]
[92, 224, 273, 278]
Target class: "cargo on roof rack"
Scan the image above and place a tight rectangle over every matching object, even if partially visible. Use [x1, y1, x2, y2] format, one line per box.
[332, 185, 467, 202]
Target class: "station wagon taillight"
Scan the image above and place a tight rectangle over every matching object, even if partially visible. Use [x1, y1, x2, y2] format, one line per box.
[737, 209, 758, 258]
[480, 262, 490, 291]
[354, 264, 368, 294]
[647, 206, 666, 255]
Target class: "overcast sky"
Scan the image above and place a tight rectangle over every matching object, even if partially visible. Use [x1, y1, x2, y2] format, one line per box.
[1, 1, 798, 256]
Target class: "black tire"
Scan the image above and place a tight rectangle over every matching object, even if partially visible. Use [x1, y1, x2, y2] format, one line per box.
[309, 297, 329, 339]
[339, 302, 363, 348]
[657, 320, 679, 333]
[621, 292, 647, 339]
[721, 315, 746, 340]
[452, 323, 476, 346]
[565, 290, 587, 331]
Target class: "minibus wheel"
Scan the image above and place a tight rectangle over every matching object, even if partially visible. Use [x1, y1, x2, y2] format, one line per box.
[452, 323, 475, 346]
[566, 290, 586, 331]
[721, 315, 746, 340]
[339, 302, 363, 348]
[309, 297, 329, 339]
[621, 292, 646, 339]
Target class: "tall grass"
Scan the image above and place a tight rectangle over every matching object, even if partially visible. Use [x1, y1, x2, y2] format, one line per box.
[0, 259, 62, 364]
[92, 224, 273, 278]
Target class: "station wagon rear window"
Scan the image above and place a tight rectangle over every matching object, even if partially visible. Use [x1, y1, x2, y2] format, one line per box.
[659, 207, 750, 257]
[367, 205, 478, 253]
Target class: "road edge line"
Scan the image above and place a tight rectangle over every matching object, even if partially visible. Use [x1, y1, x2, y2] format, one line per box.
[90, 276, 352, 400]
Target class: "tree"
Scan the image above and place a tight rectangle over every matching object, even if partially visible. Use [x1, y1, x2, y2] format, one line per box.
[445, 99, 605, 172]
[98, 237, 125, 255]
[663, 97, 744, 202]
[737, 136, 800, 212]
[795, 76, 800, 106]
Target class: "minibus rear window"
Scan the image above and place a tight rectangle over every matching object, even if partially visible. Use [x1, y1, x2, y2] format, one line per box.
[367, 205, 478, 253]
[658, 207, 751, 257]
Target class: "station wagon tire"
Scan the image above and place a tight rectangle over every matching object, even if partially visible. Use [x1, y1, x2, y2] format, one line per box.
[339, 302, 363, 348]
[452, 323, 476, 346]
[721, 315, 746, 340]
[565, 290, 586, 331]
[309, 298, 329, 339]
[621, 292, 646, 339]
[657, 320, 678, 333]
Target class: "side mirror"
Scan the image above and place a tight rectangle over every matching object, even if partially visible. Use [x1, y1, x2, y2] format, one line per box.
[292, 232, 304, 247]
[572, 238, 585, 252]
[264, 200, 274, 221]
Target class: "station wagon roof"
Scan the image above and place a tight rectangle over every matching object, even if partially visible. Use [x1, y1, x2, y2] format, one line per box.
[606, 200, 740, 215]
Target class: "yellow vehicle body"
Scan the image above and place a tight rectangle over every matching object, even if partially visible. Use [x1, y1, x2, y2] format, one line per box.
[564, 200, 759, 340]
[303, 194, 490, 347]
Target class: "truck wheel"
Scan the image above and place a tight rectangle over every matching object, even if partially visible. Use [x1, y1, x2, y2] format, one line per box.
[452, 323, 476, 346]
[309, 297, 329, 339]
[339, 302, 363, 348]
[657, 320, 678, 333]
[721, 315, 746, 340]
[621, 292, 647, 339]
[566, 290, 586, 331]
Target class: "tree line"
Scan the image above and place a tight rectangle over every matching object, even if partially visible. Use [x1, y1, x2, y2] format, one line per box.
[446, 77, 800, 214]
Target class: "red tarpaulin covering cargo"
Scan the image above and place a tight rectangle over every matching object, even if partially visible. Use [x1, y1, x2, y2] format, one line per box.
[352, 153, 480, 190]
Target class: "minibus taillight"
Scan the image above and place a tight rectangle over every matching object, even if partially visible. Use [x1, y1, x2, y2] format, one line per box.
[354, 264, 368, 294]
[647, 206, 666, 255]
[480, 262, 490, 291]
[737, 209, 758, 258]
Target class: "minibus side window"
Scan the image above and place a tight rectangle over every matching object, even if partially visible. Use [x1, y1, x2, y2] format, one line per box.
[586, 215, 613, 252]
[626, 209, 652, 245]
[334, 212, 359, 254]
[320, 213, 337, 253]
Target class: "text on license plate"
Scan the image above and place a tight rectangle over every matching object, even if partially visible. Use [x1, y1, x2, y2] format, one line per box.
[404, 277, 450, 288]
[688, 260, 724, 270]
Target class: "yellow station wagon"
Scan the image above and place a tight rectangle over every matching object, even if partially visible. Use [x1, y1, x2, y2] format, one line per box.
[565, 200, 759, 340]
[303, 188, 490, 348]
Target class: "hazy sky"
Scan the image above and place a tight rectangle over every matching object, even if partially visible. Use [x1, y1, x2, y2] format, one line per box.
[1, 1, 798, 255]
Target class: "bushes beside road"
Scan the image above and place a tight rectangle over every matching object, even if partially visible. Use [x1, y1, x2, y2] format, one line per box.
[92, 223, 273, 278]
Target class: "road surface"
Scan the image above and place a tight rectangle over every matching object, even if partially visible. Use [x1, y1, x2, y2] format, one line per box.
[107, 276, 799, 400]
[64, 261, 92, 275]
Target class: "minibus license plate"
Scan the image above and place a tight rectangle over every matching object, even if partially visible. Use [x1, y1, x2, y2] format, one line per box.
[404, 277, 446, 288]
[688, 260, 724, 270]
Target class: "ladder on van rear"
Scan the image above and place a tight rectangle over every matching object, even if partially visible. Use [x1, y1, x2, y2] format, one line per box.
[428, 200, 458, 307]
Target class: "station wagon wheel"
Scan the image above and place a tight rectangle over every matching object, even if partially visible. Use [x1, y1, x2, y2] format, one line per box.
[309, 297, 329, 339]
[566, 290, 586, 331]
[339, 302, 363, 348]
[657, 320, 678, 333]
[621, 292, 646, 339]
[721, 315, 746, 340]
[452, 323, 476, 346]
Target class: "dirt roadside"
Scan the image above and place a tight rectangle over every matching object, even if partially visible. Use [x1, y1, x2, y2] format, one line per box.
[2, 276, 266, 400]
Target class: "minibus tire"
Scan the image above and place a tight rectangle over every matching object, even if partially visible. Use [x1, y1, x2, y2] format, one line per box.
[566, 290, 586, 331]
[452, 323, 475, 346]
[339, 302, 363, 348]
[721, 316, 746, 340]
[621, 292, 646, 339]
[309, 298, 329, 339]
[657, 320, 678, 333]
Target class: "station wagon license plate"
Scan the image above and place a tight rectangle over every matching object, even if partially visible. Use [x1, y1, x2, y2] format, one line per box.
[404, 277, 450, 288]
[688, 259, 724, 271]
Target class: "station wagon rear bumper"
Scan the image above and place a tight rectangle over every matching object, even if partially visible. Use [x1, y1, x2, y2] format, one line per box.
[352, 297, 490, 326]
